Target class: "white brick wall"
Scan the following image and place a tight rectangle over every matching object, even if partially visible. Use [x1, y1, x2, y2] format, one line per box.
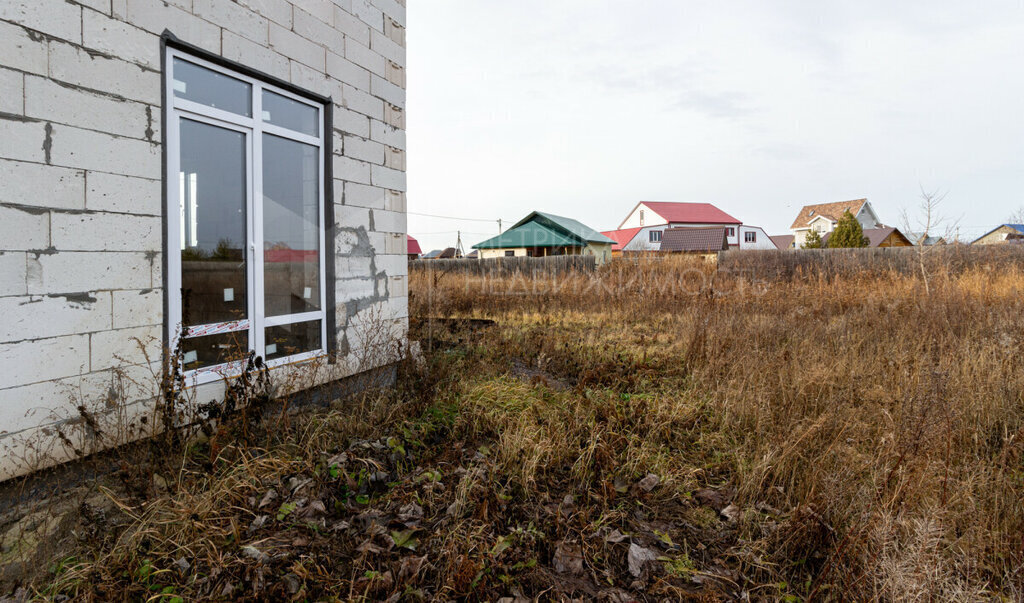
[0, 293, 113, 342]
[24, 75, 154, 140]
[0, 67, 24, 114]
[0, 160, 85, 210]
[0, 334, 91, 394]
[0, 206, 49, 250]
[86, 172, 161, 215]
[51, 213, 161, 252]
[0, 1, 82, 43]
[0, 0, 407, 480]
[48, 39, 162, 104]
[0, 252, 28, 297]
[0, 20, 48, 75]
[27, 252, 156, 294]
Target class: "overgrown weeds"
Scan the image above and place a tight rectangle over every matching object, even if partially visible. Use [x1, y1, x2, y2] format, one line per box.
[3, 254, 1023, 600]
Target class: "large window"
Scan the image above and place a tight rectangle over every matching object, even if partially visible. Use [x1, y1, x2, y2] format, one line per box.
[165, 49, 327, 383]
[649, 230, 662, 243]
[745, 231, 757, 243]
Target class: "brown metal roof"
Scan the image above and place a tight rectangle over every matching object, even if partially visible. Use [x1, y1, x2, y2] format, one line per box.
[790, 199, 868, 230]
[770, 234, 795, 249]
[659, 227, 729, 252]
[821, 226, 911, 247]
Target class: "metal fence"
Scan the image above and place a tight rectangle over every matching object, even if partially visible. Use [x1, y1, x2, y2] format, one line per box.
[410, 255, 596, 277]
[716, 245, 1024, 280]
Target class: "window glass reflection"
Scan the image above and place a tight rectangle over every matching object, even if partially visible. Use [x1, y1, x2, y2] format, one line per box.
[263, 133, 320, 317]
[179, 119, 248, 327]
[182, 331, 249, 371]
[265, 321, 321, 361]
[262, 90, 318, 136]
[173, 58, 252, 117]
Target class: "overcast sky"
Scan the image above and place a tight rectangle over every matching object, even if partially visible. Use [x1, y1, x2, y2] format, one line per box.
[406, 1, 1024, 251]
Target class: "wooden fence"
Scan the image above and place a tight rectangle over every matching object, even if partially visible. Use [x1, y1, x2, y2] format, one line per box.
[716, 245, 1024, 280]
[410, 255, 596, 277]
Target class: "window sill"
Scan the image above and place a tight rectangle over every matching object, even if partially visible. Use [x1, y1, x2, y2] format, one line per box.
[184, 350, 329, 387]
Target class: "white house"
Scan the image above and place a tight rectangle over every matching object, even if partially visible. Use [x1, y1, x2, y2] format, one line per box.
[618, 201, 744, 246]
[0, 0, 408, 480]
[609, 202, 774, 250]
[737, 225, 778, 250]
[789, 199, 882, 248]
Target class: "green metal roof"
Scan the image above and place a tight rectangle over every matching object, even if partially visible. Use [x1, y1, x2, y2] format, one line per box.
[473, 221, 580, 249]
[472, 211, 615, 249]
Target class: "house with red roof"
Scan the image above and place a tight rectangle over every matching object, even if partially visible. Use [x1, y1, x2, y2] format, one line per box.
[607, 202, 778, 252]
[407, 235, 423, 260]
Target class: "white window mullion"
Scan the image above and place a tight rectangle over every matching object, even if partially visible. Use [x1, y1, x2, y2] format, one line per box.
[318, 108, 328, 356]
[265, 311, 323, 328]
[166, 53, 183, 352]
[251, 86, 266, 360]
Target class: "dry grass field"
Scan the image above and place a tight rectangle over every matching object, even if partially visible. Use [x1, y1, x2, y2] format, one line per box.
[6, 254, 1024, 601]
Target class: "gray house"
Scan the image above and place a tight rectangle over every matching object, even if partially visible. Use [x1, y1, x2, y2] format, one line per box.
[0, 0, 408, 480]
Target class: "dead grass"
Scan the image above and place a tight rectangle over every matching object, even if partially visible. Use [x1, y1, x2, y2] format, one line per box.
[5, 254, 1023, 601]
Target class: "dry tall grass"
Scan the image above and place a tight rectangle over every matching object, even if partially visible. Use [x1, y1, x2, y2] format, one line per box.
[411, 254, 1024, 600]
[8, 254, 1023, 601]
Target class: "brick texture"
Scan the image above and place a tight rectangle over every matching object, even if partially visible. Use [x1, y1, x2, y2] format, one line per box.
[0, 0, 407, 481]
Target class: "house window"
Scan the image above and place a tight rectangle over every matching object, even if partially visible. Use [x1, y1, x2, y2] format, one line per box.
[166, 49, 327, 382]
[504, 250, 515, 257]
[744, 231, 756, 243]
[649, 230, 662, 243]
[726, 227, 735, 237]
[639, 210, 644, 226]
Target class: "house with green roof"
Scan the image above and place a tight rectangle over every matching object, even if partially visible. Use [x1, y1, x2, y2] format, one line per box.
[472, 212, 615, 265]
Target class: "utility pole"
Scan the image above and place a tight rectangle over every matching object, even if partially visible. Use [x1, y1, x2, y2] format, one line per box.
[455, 230, 464, 258]
[497, 218, 502, 234]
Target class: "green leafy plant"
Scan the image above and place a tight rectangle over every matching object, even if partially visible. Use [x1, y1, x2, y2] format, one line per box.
[390, 529, 419, 550]
[802, 228, 823, 249]
[276, 502, 297, 521]
[826, 210, 870, 248]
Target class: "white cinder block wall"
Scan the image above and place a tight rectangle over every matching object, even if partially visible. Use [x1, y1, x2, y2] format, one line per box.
[0, 0, 408, 480]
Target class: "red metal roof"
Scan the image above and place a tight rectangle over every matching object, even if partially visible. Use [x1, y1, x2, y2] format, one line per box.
[636, 202, 741, 226]
[600, 227, 643, 251]
[264, 249, 317, 263]
[407, 235, 422, 255]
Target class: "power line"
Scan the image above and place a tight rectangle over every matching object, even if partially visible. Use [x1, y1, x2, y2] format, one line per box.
[412, 230, 493, 236]
[408, 210, 509, 223]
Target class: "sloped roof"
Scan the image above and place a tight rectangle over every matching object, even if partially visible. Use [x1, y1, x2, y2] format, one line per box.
[821, 226, 911, 247]
[659, 227, 729, 252]
[473, 211, 614, 249]
[907, 232, 947, 246]
[600, 227, 643, 251]
[770, 234, 795, 250]
[422, 249, 443, 259]
[524, 212, 615, 244]
[407, 235, 422, 255]
[620, 201, 740, 228]
[790, 199, 868, 230]
[472, 221, 580, 249]
[969, 224, 1024, 244]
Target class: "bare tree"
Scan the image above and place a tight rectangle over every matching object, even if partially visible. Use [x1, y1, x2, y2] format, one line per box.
[900, 187, 959, 295]
[1008, 206, 1024, 224]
